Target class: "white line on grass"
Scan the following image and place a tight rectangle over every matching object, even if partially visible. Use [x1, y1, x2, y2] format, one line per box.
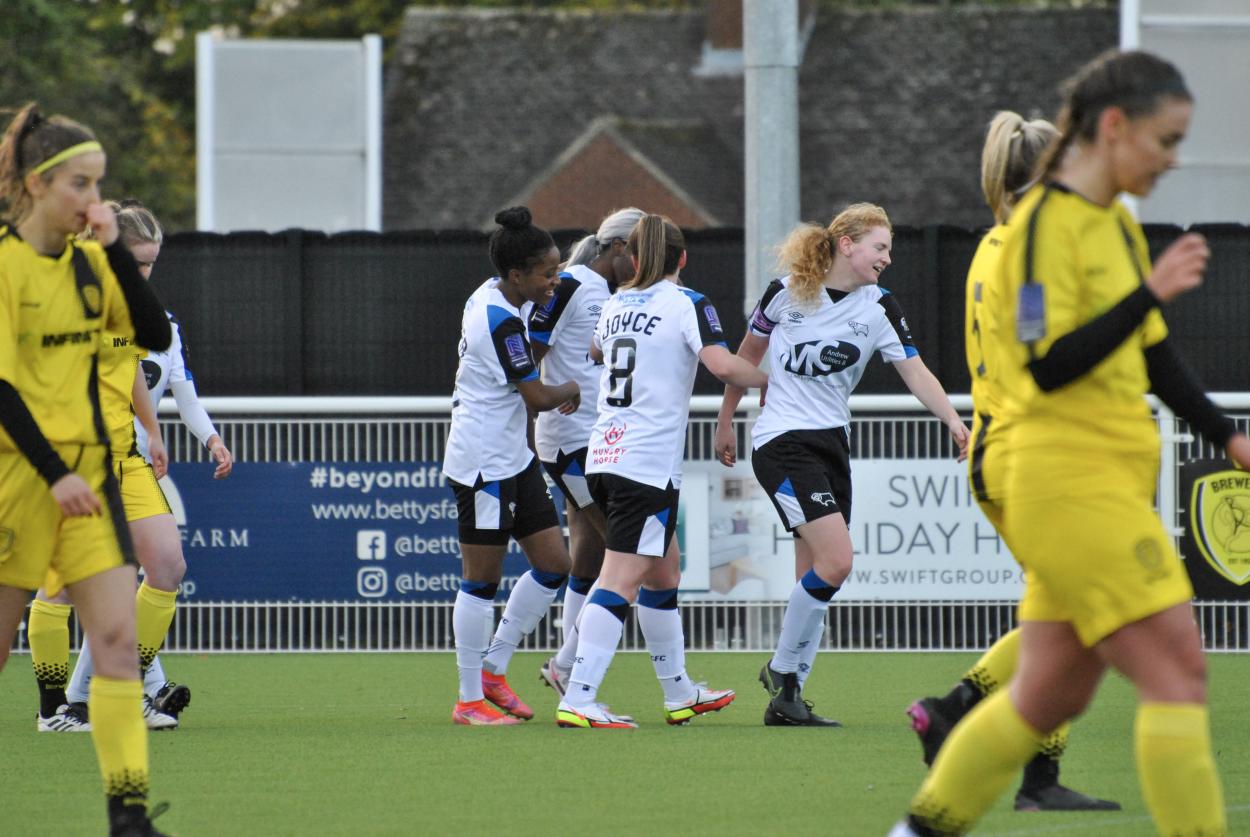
[983, 802, 1250, 836]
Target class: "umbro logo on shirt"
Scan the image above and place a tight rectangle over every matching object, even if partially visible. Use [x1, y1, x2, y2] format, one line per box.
[787, 311, 804, 322]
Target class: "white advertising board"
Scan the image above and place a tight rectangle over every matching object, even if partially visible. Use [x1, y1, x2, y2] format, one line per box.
[679, 458, 1024, 601]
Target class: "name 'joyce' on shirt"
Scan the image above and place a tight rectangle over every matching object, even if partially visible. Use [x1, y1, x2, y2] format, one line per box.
[600, 311, 663, 339]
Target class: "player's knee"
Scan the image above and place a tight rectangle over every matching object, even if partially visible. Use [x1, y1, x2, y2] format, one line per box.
[35, 588, 71, 605]
[530, 549, 571, 576]
[644, 562, 681, 590]
[144, 549, 186, 590]
[1059, 684, 1098, 721]
[1171, 646, 1208, 702]
[569, 548, 603, 579]
[89, 618, 137, 658]
[813, 552, 852, 586]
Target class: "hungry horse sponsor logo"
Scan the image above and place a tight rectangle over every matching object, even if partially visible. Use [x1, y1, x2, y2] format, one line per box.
[604, 423, 627, 446]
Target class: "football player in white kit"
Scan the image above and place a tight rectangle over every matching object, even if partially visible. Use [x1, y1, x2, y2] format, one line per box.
[529, 208, 642, 694]
[70, 201, 232, 723]
[444, 207, 582, 726]
[715, 203, 969, 726]
[556, 214, 768, 729]
[33, 201, 230, 732]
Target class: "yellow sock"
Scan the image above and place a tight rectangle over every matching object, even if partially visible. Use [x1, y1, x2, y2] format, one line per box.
[135, 582, 177, 673]
[29, 599, 72, 715]
[910, 689, 1044, 834]
[1038, 722, 1069, 760]
[964, 627, 1020, 696]
[1136, 702, 1226, 836]
[89, 676, 149, 802]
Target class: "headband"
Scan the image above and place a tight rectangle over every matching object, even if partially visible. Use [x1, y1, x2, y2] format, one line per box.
[31, 141, 103, 176]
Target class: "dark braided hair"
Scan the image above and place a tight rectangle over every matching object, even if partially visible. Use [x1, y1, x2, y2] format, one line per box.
[1035, 50, 1191, 183]
[488, 206, 555, 276]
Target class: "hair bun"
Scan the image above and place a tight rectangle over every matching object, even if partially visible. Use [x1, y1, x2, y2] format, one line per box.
[495, 206, 532, 231]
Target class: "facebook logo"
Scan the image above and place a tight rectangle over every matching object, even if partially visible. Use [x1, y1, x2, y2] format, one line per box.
[356, 530, 387, 560]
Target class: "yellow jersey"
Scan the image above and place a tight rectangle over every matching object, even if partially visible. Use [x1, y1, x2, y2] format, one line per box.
[985, 183, 1167, 460]
[965, 224, 1010, 423]
[98, 328, 145, 457]
[0, 229, 134, 451]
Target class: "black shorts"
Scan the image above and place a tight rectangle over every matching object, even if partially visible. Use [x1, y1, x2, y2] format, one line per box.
[540, 447, 594, 511]
[587, 473, 679, 558]
[450, 458, 560, 546]
[751, 428, 852, 534]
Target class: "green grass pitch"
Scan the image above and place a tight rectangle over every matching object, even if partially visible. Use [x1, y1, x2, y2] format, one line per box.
[2, 651, 1247, 836]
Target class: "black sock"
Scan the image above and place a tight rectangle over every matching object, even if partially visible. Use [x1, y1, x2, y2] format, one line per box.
[1020, 753, 1059, 794]
[37, 683, 68, 718]
[934, 678, 982, 721]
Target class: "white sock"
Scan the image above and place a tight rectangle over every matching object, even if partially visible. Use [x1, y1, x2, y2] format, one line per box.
[796, 622, 826, 689]
[637, 600, 695, 704]
[66, 638, 94, 704]
[453, 590, 495, 702]
[555, 578, 598, 673]
[71, 640, 168, 704]
[770, 579, 829, 674]
[144, 655, 167, 698]
[565, 604, 624, 708]
[482, 571, 560, 676]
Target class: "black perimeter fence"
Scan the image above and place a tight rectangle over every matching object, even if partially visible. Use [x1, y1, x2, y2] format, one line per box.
[150, 224, 1250, 398]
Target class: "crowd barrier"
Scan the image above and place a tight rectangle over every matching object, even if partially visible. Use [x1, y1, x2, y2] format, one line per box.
[10, 395, 1249, 653]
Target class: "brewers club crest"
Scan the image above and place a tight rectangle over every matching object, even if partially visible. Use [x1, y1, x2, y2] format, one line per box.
[1186, 466, 1250, 592]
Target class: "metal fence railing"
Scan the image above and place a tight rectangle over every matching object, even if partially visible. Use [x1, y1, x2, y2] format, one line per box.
[9, 599, 1247, 654]
[9, 395, 1248, 654]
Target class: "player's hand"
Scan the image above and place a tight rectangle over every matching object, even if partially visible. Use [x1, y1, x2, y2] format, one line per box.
[148, 435, 169, 480]
[948, 418, 971, 463]
[1226, 433, 1250, 471]
[208, 436, 233, 480]
[1146, 233, 1208, 304]
[85, 202, 118, 247]
[51, 473, 101, 517]
[556, 389, 581, 415]
[715, 422, 736, 468]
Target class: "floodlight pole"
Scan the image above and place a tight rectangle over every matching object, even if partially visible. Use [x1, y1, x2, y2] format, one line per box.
[743, 0, 801, 316]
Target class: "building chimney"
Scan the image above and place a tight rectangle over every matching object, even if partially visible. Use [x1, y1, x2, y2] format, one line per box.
[706, 0, 743, 51]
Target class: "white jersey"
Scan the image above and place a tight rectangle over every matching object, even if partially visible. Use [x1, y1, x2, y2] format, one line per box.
[443, 279, 539, 485]
[528, 264, 611, 461]
[587, 280, 726, 489]
[135, 312, 219, 459]
[749, 277, 917, 448]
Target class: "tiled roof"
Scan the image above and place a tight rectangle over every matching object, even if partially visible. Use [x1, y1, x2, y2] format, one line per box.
[384, 7, 1116, 231]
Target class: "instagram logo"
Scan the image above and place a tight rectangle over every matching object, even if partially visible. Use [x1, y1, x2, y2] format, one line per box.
[357, 566, 388, 598]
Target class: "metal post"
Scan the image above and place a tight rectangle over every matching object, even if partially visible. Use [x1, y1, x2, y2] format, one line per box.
[196, 31, 216, 232]
[363, 34, 383, 232]
[1120, 0, 1140, 48]
[743, 0, 801, 316]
